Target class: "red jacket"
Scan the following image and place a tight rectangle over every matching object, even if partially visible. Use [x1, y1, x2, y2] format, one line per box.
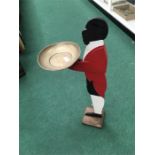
[70, 45, 107, 97]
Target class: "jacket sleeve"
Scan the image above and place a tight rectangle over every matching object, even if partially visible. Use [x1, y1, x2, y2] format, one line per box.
[69, 46, 107, 74]
[69, 58, 105, 73]
[69, 59, 88, 72]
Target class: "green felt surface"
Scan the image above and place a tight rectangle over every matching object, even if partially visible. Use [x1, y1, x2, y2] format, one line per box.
[19, 0, 135, 155]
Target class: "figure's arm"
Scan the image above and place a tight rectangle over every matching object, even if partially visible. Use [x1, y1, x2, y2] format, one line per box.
[69, 59, 88, 72]
[69, 58, 105, 73]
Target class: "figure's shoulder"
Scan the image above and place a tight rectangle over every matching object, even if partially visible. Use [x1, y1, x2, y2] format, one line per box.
[91, 45, 107, 54]
[84, 45, 107, 60]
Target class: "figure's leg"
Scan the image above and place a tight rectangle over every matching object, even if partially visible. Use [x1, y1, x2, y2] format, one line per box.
[86, 80, 105, 115]
[90, 95, 104, 114]
[82, 96, 105, 128]
[82, 80, 105, 127]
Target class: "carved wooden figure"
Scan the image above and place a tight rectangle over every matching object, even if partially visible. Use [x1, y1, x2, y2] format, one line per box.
[70, 18, 108, 128]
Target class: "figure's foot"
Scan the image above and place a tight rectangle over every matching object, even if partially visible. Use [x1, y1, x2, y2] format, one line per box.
[82, 106, 104, 128]
[85, 112, 102, 118]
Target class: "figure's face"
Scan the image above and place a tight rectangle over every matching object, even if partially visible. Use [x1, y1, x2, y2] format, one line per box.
[82, 18, 108, 45]
[82, 29, 90, 45]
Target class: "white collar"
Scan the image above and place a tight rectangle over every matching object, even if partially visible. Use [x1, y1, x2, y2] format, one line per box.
[83, 40, 104, 58]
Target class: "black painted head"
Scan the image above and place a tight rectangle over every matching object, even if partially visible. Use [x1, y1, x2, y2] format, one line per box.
[82, 18, 108, 45]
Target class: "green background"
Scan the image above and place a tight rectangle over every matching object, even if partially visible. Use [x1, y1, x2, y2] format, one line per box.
[20, 0, 135, 155]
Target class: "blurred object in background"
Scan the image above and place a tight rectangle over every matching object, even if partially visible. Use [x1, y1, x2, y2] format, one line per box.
[19, 62, 26, 78]
[112, 0, 135, 21]
[127, 0, 135, 5]
[19, 32, 25, 52]
[19, 31, 26, 78]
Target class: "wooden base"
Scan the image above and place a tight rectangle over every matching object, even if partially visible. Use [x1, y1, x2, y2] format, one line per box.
[82, 107, 104, 128]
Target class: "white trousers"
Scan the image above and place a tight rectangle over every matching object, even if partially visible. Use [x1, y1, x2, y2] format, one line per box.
[90, 95, 105, 114]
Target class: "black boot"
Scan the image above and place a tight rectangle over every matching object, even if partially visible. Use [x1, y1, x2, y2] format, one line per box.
[85, 112, 102, 118]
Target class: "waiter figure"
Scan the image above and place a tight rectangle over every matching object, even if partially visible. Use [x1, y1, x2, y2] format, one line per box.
[70, 18, 108, 128]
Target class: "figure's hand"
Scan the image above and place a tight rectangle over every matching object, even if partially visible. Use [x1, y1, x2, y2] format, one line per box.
[69, 59, 82, 69]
